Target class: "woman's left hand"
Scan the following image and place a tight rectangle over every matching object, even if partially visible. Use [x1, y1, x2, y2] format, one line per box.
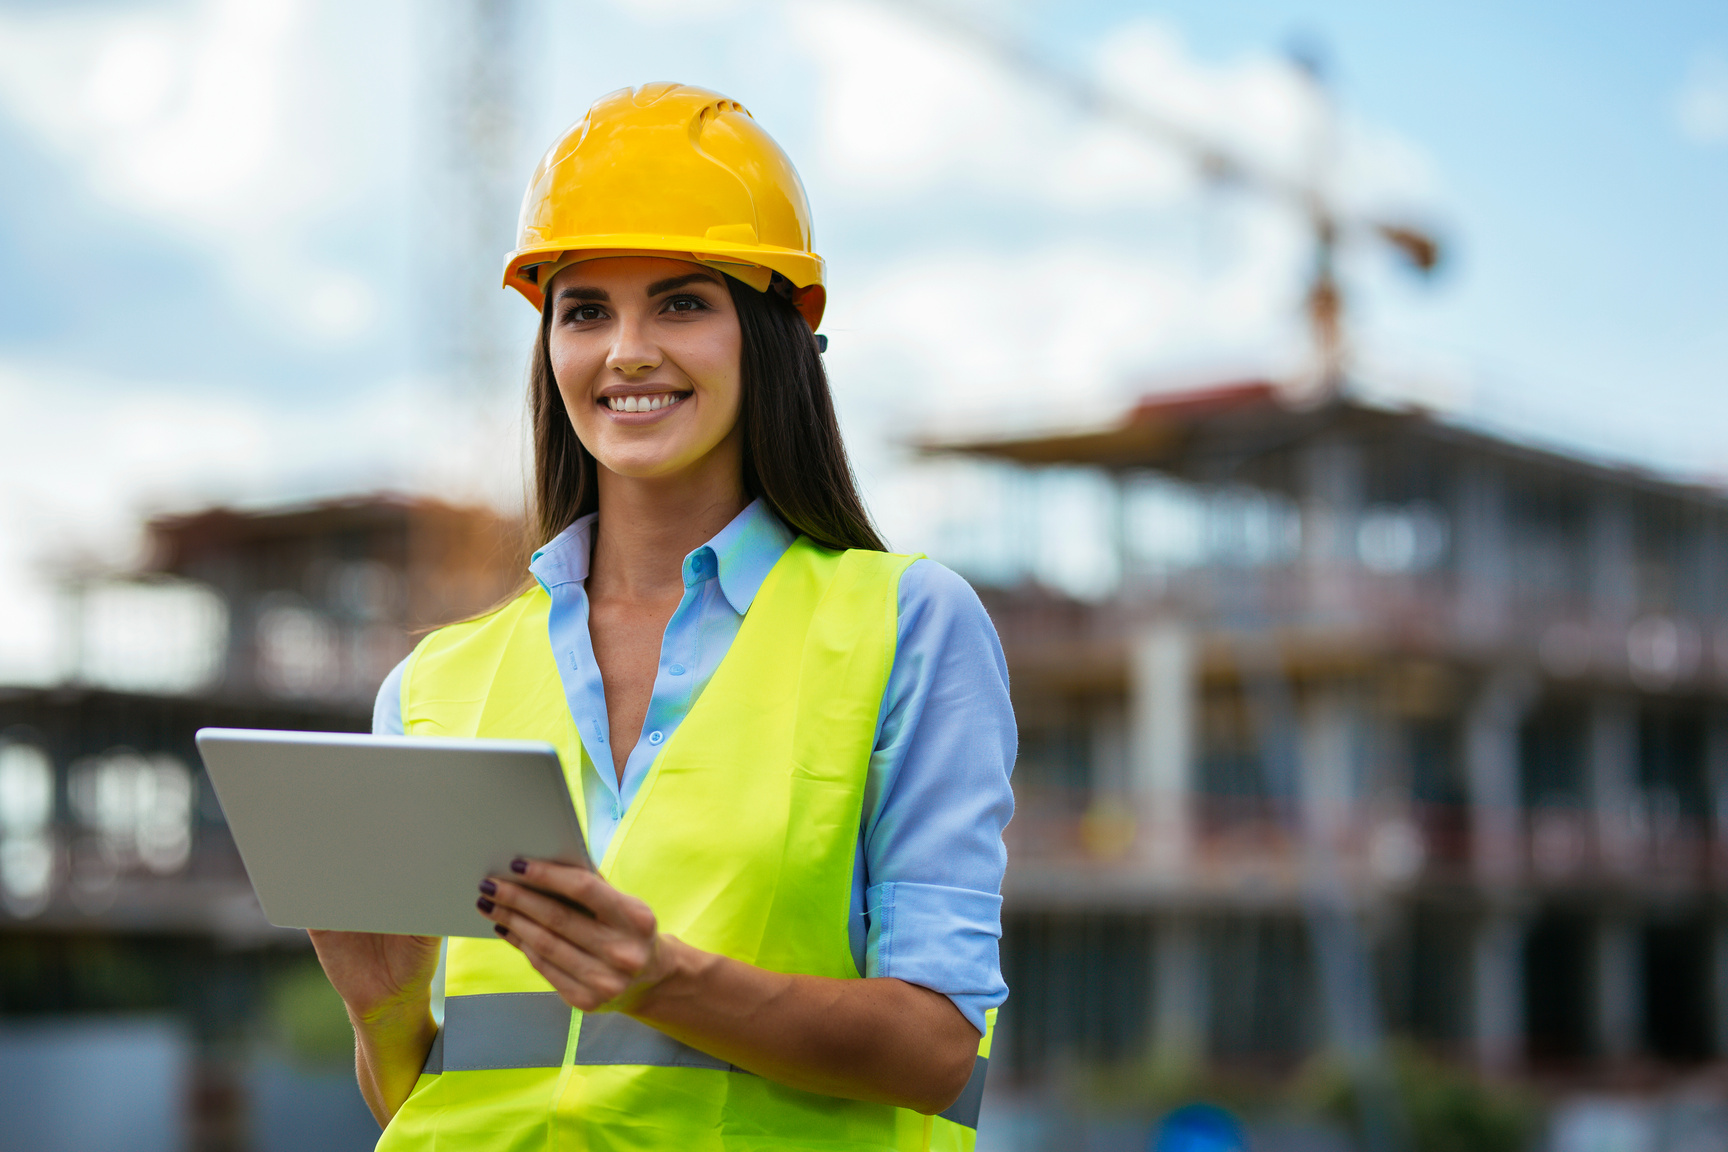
[477, 859, 681, 1013]
[478, 858, 978, 1115]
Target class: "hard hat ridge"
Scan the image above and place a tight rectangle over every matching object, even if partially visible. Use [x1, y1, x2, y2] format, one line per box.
[504, 83, 826, 330]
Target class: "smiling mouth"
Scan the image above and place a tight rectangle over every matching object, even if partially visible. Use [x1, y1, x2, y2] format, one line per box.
[602, 392, 688, 413]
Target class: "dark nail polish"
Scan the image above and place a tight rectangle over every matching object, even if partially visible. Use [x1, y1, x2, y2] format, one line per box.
[479, 879, 497, 896]
[494, 923, 509, 936]
[510, 859, 528, 874]
[476, 896, 495, 913]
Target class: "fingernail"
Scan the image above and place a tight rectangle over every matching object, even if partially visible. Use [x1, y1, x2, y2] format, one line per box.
[494, 924, 509, 936]
[476, 896, 495, 913]
[510, 859, 528, 874]
[478, 879, 497, 896]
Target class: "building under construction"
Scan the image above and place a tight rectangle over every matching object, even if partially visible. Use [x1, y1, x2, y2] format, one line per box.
[0, 495, 520, 1151]
[931, 379, 1727, 1088]
[4, 384, 1726, 1145]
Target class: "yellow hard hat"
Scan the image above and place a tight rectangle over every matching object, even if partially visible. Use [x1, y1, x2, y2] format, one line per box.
[504, 83, 826, 330]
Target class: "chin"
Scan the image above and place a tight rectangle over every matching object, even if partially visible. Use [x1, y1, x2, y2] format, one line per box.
[593, 446, 705, 480]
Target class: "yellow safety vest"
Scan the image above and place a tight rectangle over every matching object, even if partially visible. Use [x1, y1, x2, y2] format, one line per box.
[376, 538, 996, 1152]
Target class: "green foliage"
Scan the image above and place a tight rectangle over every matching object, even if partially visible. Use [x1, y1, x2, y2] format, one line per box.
[1296, 1043, 1539, 1152]
[267, 957, 354, 1069]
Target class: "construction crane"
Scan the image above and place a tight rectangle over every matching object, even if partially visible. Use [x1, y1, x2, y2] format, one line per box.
[880, 0, 1442, 397]
[883, 6, 1443, 1150]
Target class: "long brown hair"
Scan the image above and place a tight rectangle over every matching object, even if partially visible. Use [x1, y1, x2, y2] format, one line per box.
[527, 273, 886, 554]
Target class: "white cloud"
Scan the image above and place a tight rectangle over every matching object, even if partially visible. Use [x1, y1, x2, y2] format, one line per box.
[794, 2, 1201, 207]
[303, 272, 382, 344]
[0, 0, 400, 344]
[1675, 50, 1728, 146]
[829, 230, 1302, 419]
[794, 3, 1434, 215]
[796, 0, 1437, 430]
[0, 0, 1452, 618]
[604, 0, 751, 23]
[0, 0, 297, 219]
[784, 1, 1444, 590]
[83, 24, 179, 128]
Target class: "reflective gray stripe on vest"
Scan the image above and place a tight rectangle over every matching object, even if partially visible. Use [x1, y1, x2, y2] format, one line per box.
[573, 1011, 738, 1071]
[424, 991, 572, 1072]
[422, 992, 738, 1074]
[937, 1056, 987, 1130]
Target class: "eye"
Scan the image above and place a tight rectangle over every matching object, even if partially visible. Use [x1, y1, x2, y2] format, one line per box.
[662, 294, 709, 314]
[562, 303, 607, 324]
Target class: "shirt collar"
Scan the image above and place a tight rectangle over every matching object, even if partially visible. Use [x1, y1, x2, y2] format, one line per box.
[529, 513, 596, 591]
[526, 500, 794, 614]
[703, 498, 795, 614]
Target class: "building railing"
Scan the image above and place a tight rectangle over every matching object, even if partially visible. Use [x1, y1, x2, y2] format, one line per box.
[1003, 792, 1720, 895]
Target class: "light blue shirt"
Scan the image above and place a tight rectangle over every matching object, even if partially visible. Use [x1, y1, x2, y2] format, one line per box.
[375, 500, 1015, 1031]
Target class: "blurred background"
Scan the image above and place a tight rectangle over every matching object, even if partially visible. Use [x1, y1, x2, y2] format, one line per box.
[1, 0, 1726, 1149]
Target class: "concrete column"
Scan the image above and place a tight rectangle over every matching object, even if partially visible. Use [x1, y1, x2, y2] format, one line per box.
[1472, 909, 1526, 1072]
[1594, 914, 1641, 1062]
[1090, 703, 1128, 798]
[1150, 916, 1208, 1068]
[1455, 460, 1511, 645]
[1590, 694, 1641, 874]
[1694, 515, 1723, 622]
[1465, 669, 1536, 885]
[1589, 489, 1637, 630]
[1130, 622, 1196, 875]
[1298, 436, 1364, 620]
[1300, 682, 1362, 853]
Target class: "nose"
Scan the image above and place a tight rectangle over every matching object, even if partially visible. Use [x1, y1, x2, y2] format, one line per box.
[606, 312, 661, 377]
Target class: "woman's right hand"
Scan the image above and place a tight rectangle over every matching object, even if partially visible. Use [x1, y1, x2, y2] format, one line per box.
[308, 930, 441, 1021]
[308, 930, 441, 1126]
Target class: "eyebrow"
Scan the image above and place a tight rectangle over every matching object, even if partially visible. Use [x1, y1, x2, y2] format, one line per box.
[553, 271, 721, 307]
[646, 272, 721, 296]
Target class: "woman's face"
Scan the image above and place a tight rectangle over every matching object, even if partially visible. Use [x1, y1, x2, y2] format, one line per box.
[546, 256, 743, 483]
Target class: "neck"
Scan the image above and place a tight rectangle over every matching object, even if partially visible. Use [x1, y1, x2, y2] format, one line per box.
[589, 446, 749, 603]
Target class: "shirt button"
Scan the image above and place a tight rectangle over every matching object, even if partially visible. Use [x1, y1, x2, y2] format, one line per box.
[669, 663, 686, 676]
[647, 731, 664, 746]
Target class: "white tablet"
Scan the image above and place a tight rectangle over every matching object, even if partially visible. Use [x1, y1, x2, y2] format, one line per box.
[195, 728, 591, 938]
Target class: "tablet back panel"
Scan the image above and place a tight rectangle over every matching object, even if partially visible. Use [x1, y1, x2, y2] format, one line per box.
[196, 728, 590, 938]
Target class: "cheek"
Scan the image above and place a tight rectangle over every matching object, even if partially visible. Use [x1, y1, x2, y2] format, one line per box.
[549, 343, 602, 414]
[685, 337, 743, 414]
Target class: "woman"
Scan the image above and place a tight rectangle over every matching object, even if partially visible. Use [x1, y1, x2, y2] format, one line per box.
[310, 83, 1015, 1151]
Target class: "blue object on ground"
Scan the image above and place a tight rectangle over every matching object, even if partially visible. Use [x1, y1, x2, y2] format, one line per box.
[1153, 1102, 1249, 1152]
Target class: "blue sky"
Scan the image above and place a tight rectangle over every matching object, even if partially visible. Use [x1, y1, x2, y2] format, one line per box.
[0, 0, 1724, 673]
[1135, 0, 1728, 470]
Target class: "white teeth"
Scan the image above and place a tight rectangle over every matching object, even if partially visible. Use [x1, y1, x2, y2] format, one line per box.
[608, 393, 682, 413]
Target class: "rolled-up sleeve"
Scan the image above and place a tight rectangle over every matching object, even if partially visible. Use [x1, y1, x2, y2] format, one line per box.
[861, 559, 1016, 1034]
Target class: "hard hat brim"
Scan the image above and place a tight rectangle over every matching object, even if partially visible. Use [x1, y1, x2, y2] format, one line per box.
[504, 236, 826, 331]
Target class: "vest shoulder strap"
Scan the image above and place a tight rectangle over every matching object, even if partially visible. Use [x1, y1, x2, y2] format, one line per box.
[403, 589, 551, 736]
